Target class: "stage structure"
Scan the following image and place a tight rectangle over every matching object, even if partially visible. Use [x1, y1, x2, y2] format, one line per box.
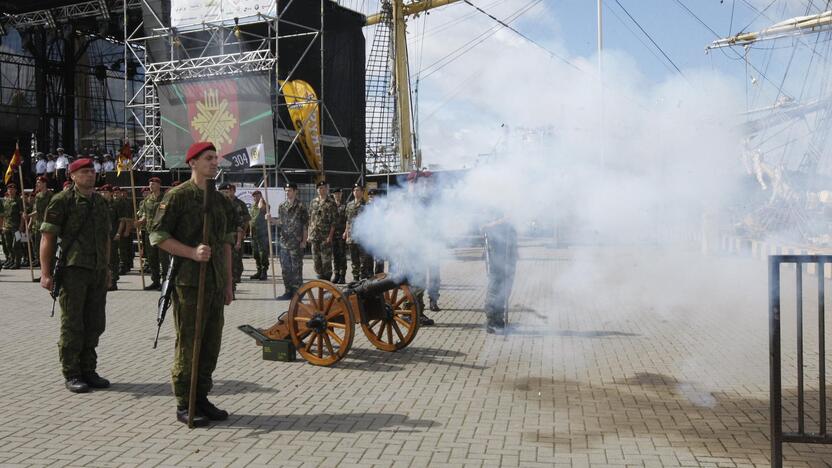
[127, 0, 365, 186]
[0, 0, 145, 159]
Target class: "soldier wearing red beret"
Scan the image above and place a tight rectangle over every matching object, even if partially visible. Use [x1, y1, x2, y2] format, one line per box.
[39, 157, 113, 393]
[28, 176, 53, 268]
[136, 175, 168, 290]
[148, 142, 235, 426]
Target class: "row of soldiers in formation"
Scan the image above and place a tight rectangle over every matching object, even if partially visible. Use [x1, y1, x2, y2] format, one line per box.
[6, 141, 513, 429]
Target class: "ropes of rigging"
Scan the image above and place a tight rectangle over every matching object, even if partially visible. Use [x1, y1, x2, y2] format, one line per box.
[613, 0, 685, 77]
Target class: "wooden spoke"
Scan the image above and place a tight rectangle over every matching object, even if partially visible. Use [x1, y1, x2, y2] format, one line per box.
[386, 321, 394, 344]
[326, 329, 343, 347]
[305, 332, 317, 352]
[316, 333, 323, 358]
[297, 327, 313, 341]
[317, 287, 325, 310]
[293, 316, 312, 322]
[394, 296, 407, 309]
[394, 316, 412, 330]
[323, 333, 335, 355]
[323, 295, 335, 314]
[328, 321, 347, 330]
[297, 302, 316, 317]
[391, 320, 406, 342]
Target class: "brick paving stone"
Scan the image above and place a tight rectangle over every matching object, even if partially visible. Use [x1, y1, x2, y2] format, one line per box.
[1, 243, 832, 466]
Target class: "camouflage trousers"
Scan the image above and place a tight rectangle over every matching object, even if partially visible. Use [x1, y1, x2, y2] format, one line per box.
[251, 234, 269, 272]
[310, 239, 332, 279]
[2, 230, 16, 264]
[348, 243, 373, 280]
[484, 262, 516, 323]
[118, 234, 134, 271]
[332, 237, 347, 277]
[278, 243, 304, 292]
[171, 286, 225, 408]
[145, 244, 169, 284]
[109, 236, 121, 283]
[58, 266, 107, 378]
[232, 245, 243, 283]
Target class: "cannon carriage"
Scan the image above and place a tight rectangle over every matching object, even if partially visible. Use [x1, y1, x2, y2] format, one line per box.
[240, 274, 421, 366]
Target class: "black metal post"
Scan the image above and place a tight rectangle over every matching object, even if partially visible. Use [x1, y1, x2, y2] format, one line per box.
[797, 264, 804, 434]
[819, 260, 827, 436]
[769, 256, 783, 468]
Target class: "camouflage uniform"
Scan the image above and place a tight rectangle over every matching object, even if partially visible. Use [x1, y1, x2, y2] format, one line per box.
[115, 196, 135, 273]
[32, 190, 52, 265]
[277, 198, 308, 293]
[40, 188, 111, 379]
[230, 197, 250, 283]
[483, 221, 518, 326]
[307, 195, 336, 280]
[345, 198, 373, 280]
[104, 197, 121, 284]
[137, 191, 169, 284]
[2, 195, 22, 267]
[248, 202, 270, 276]
[149, 180, 235, 408]
[332, 200, 347, 281]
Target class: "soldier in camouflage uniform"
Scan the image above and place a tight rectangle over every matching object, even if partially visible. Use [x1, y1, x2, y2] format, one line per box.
[21, 190, 34, 267]
[331, 189, 348, 284]
[149, 142, 235, 427]
[248, 190, 270, 280]
[99, 186, 121, 290]
[219, 183, 250, 285]
[482, 215, 518, 334]
[2, 183, 23, 269]
[276, 183, 308, 300]
[344, 183, 373, 280]
[307, 181, 336, 281]
[39, 158, 112, 393]
[136, 177, 167, 290]
[28, 177, 52, 269]
[114, 187, 135, 275]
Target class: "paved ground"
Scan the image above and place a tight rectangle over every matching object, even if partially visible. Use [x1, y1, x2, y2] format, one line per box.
[1, 240, 830, 467]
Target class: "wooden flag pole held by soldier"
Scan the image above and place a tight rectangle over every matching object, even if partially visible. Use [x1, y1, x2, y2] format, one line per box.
[17, 148, 35, 282]
[125, 143, 146, 289]
[258, 135, 278, 298]
[188, 178, 214, 428]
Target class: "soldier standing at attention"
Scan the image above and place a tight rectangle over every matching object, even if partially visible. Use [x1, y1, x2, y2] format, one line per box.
[248, 190, 270, 280]
[99, 185, 121, 291]
[276, 183, 308, 300]
[331, 188, 348, 284]
[2, 183, 23, 269]
[39, 158, 112, 393]
[114, 188, 135, 275]
[307, 181, 336, 281]
[481, 214, 518, 334]
[136, 177, 167, 290]
[344, 183, 373, 280]
[219, 184, 250, 286]
[149, 142, 235, 427]
[29, 176, 52, 269]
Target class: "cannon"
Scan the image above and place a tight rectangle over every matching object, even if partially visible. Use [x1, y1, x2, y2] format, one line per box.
[239, 273, 421, 366]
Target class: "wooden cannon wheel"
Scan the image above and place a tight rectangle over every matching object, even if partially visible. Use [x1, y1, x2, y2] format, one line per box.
[361, 281, 420, 352]
[287, 280, 354, 366]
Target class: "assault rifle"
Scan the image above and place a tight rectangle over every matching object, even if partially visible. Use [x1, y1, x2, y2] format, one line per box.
[154, 255, 178, 348]
[49, 245, 64, 317]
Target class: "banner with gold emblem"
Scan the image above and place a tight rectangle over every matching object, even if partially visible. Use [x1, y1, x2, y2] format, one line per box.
[158, 74, 275, 168]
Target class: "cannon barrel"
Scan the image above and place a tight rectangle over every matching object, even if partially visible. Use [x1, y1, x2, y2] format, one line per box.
[346, 274, 408, 297]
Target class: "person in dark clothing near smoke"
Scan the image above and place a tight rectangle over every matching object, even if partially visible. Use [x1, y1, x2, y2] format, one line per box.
[481, 214, 518, 334]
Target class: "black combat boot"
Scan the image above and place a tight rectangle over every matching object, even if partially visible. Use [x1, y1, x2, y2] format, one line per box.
[259, 269, 268, 280]
[419, 313, 435, 326]
[197, 397, 229, 421]
[249, 269, 262, 280]
[486, 318, 506, 335]
[429, 298, 441, 312]
[82, 372, 111, 389]
[144, 282, 161, 291]
[65, 377, 90, 393]
[176, 407, 210, 427]
[276, 289, 294, 300]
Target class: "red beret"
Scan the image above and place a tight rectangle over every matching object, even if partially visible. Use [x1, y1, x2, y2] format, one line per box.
[185, 142, 216, 163]
[68, 158, 94, 173]
[63, 181, 72, 188]
[111, 185, 121, 192]
[99, 184, 113, 192]
[6, 182, 17, 189]
[148, 176, 161, 184]
[172, 181, 181, 187]
[36, 176, 48, 183]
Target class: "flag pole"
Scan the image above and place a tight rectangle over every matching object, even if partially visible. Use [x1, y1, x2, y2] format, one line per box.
[259, 135, 278, 298]
[125, 141, 146, 289]
[16, 143, 35, 282]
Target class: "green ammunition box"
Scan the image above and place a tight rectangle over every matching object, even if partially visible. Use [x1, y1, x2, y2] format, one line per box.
[261, 339, 296, 362]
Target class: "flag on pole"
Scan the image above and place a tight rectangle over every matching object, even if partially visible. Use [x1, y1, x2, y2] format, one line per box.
[4, 142, 21, 184]
[247, 143, 266, 167]
[116, 139, 132, 176]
